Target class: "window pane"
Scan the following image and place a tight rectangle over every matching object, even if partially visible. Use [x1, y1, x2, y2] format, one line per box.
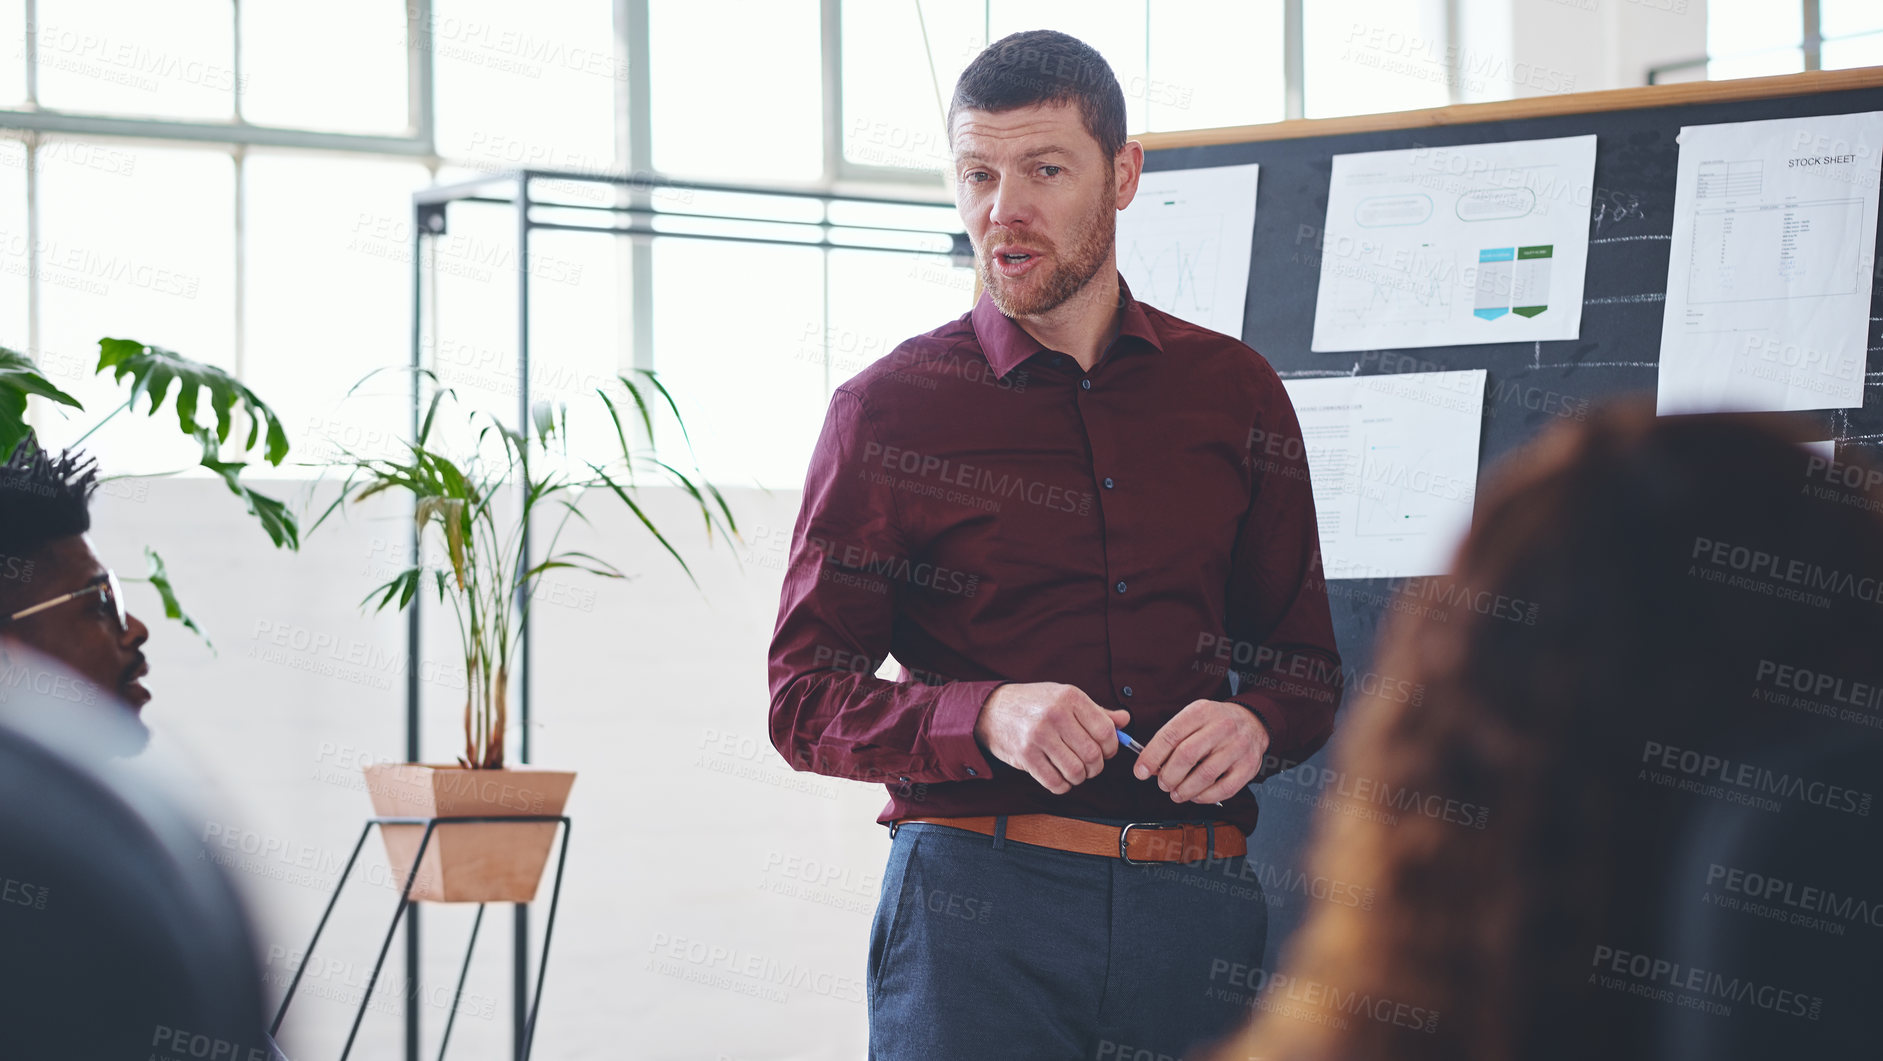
[1822, 35, 1883, 70]
[0, 137, 25, 353]
[515, 225, 626, 463]
[0, 0, 23, 105]
[33, 0, 236, 120]
[363, 187, 625, 473]
[987, 1, 1149, 131]
[841, 0, 984, 172]
[1821, 0, 1883, 41]
[651, 239, 825, 488]
[826, 197, 961, 256]
[1303, 0, 1449, 119]
[32, 144, 234, 474]
[1821, 0, 1883, 74]
[650, 0, 823, 182]
[823, 248, 974, 389]
[1706, 47, 1804, 80]
[1706, 0, 1803, 80]
[1708, 0, 1802, 53]
[424, 198, 519, 435]
[243, 153, 430, 475]
[241, 0, 409, 133]
[1147, 0, 1284, 131]
[433, 0, 618, 176]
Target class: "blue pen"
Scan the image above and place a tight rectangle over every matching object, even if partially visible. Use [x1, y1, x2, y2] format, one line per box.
[1116, 729, 1224, 807]
[1116, 728, 1146, 755]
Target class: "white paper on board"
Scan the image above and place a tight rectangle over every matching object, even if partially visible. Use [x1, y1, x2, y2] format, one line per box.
[1656, 111, 1883, 414]
[1116, 163, 1259, 339]
[1281, 369, 1487, 580]
[1309, 135, 1597, 352]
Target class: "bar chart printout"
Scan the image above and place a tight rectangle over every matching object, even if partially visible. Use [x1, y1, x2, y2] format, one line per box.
[1310, 135, 1596, 351]
[1657, 111, 1883, 414]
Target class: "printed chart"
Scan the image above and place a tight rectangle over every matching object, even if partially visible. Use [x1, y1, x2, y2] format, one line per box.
[1657, 111, 1883, 414]
[1311, 135, 1597, 352]
[1116, 163, 1259, 339]
[1281, 370, 1487, 579]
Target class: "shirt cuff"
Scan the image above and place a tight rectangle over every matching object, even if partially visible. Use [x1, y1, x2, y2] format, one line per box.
[930, 679, 1005, 781]
[1228, 693, 1288, 782]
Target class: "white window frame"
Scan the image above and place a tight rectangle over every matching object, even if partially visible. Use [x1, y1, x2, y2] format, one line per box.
[0, 0, 1319, 386]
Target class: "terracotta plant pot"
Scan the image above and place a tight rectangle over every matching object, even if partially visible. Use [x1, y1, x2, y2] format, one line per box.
[362, 763, 576, 903]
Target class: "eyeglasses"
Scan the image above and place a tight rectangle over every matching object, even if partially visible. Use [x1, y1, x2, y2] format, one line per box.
[0, 570, 125, 633]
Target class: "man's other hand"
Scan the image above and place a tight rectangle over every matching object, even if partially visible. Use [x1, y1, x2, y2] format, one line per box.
[1136, 700, 1270, 804]
[973, 683, 1131, 795]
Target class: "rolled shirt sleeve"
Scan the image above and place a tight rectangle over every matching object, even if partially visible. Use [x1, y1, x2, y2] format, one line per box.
[768, 388, 1001, 785]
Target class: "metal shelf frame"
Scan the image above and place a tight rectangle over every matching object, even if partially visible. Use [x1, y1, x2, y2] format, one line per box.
[403, 166, 969, 1058]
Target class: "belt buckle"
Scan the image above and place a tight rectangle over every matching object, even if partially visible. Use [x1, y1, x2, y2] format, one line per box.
[1119, 820, 1195, 866]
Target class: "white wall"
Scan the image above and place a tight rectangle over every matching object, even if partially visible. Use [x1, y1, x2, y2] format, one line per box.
[1457, 0, 1708, 104]
[93, 477, 881, 1061]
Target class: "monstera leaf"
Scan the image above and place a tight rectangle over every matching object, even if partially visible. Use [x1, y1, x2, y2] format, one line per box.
[140, 547, 212, 652]
[0, 339, 298, 649]
[96, 338, 290, 465]
[0, 347, 84, 458]
[194, 428, 299, 550]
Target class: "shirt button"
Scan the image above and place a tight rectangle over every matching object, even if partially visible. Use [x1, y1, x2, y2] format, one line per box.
[898, 776, 909, 783]
[1080, 379, 1092, 390]
[1122, 686, 1134, 697]
[966, 766, 977, 776]
[1103, 477, 1115, 489]
[1115, 580, 1127, 594]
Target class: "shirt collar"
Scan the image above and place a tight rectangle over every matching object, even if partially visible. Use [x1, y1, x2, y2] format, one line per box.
[970, 273, 1165, 380]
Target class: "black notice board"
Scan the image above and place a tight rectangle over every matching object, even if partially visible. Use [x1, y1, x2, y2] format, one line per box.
[1143, 77, 1883, 971]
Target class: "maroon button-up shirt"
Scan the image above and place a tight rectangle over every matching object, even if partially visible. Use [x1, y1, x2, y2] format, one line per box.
[767, 276, 1341, 834]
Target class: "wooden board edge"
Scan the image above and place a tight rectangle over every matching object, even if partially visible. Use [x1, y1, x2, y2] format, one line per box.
[1133, 66, 1883, 151]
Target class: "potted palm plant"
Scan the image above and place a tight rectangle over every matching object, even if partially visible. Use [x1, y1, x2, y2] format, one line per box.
[312, 369, 736, 901]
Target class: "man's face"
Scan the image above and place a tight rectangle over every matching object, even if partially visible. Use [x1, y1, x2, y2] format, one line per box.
[952, 101, 1136, 318]
[0, 536, 151, 712]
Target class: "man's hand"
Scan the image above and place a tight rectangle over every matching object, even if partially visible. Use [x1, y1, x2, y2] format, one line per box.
[1135, 700, 1270, 804]
[974, 683, 1132, 795]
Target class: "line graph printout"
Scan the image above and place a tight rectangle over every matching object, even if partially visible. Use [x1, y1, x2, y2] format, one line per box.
[1310, 135, 1597, 352]
[1656, 111, 1883, 414]
[1281, 370, 1487, 580]
[1116, 163, 1259, 339]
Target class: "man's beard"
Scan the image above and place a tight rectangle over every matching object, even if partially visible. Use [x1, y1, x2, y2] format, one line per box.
[979, 183, 1116, 318]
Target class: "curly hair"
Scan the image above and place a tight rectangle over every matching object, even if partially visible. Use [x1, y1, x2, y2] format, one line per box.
[0, 434, 98, 596]
[1216, 402, 1883, 1061]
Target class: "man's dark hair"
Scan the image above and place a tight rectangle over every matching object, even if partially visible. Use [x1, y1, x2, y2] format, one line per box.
[0, 434, 97, 569]
[948, 29, 1127, 163]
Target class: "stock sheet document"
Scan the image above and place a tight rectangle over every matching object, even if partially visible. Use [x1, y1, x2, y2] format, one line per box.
[1310, 135, 1597, 352]
[1655, 111, 1883, 414]
[1116, 163, 1259, 339]
[1279, 370, 1487, 580]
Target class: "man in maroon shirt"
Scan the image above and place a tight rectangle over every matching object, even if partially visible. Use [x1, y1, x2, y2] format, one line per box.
[768, 29, 1341, 1059]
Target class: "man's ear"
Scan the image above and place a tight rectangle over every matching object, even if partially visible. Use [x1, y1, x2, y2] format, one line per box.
[1114, 140, 1145, 212]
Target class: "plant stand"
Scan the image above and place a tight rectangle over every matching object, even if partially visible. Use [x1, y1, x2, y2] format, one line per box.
[269, 815, 573, 1061]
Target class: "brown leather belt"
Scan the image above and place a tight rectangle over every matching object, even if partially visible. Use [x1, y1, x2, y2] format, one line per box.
[891, 814, 1245, 864]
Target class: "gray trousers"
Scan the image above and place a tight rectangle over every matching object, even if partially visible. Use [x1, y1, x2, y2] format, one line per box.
[867, 818, 1269, 1061]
